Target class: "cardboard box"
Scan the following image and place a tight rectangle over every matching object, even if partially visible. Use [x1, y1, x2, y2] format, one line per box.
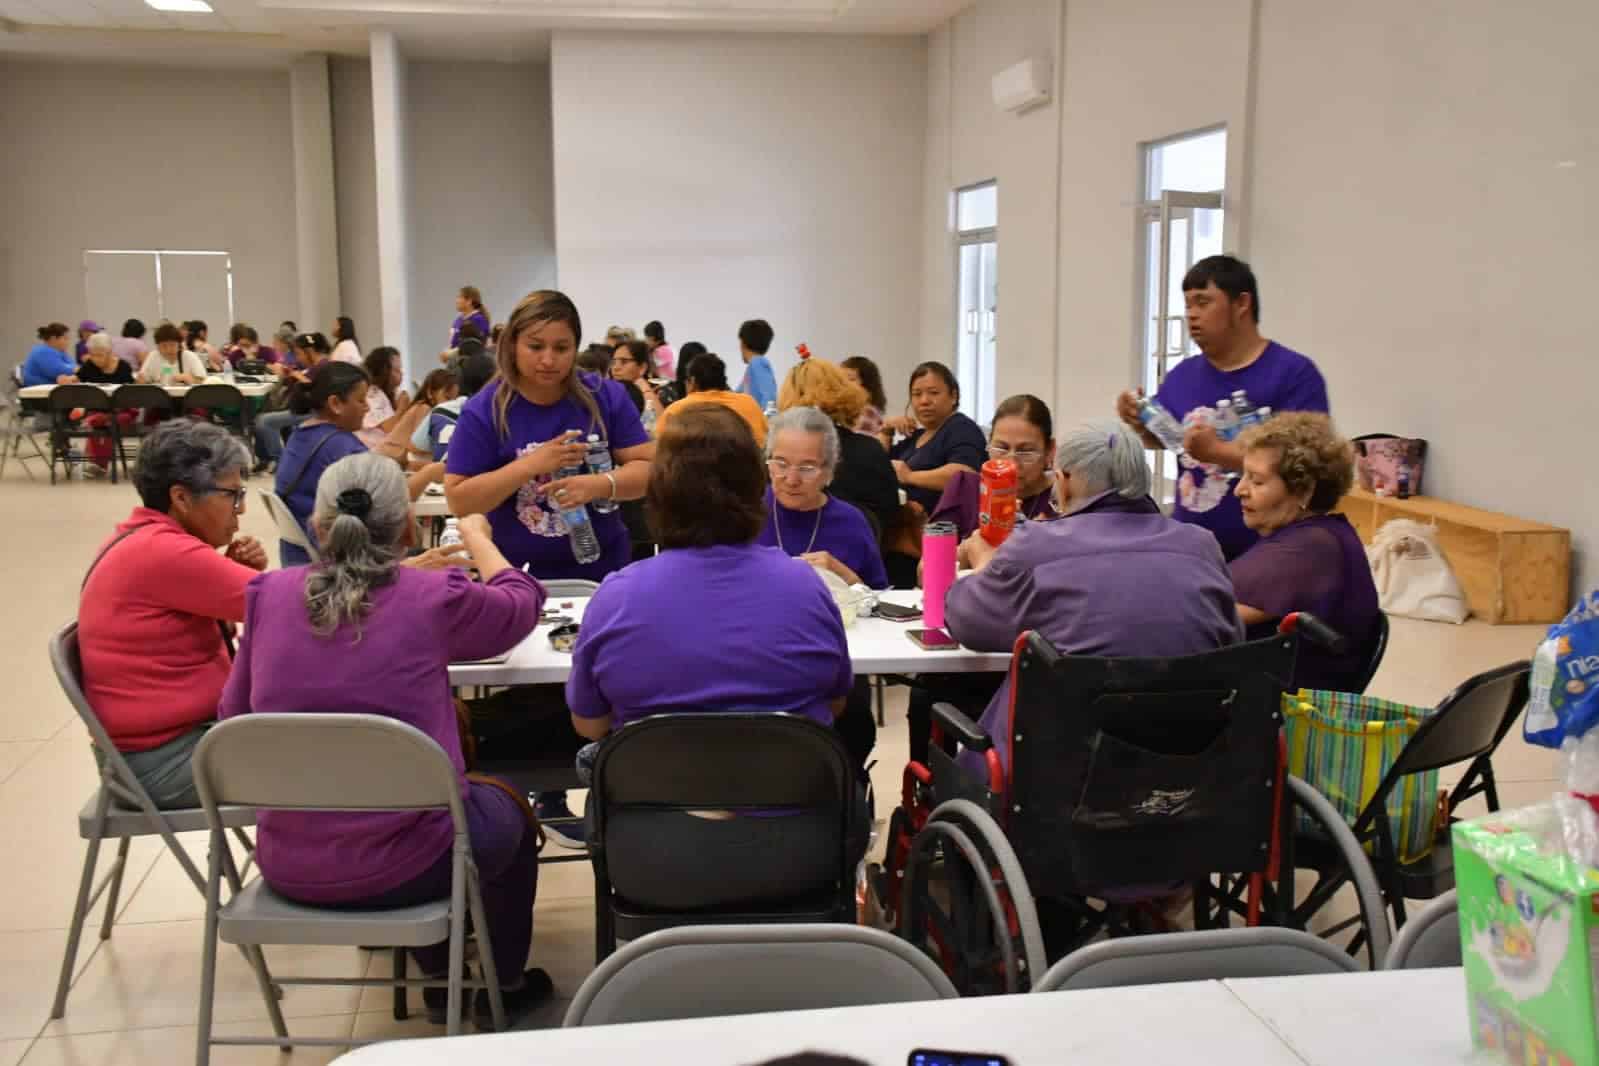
[1455, 804, 1599, 1066]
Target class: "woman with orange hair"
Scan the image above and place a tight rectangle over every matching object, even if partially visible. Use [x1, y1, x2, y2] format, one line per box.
[778, 357, 900, 536]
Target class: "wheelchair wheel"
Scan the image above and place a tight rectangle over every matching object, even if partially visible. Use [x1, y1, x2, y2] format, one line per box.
[898, 799, 1046, 994]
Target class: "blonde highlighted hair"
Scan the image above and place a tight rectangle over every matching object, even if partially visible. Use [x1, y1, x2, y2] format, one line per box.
[493, 290, 607, 442]
[1238, 411, 1355, 513]
[777, 357, 868, 429]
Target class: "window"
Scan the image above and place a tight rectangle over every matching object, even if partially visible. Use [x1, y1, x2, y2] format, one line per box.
[83, 250, 235, 339]
[1136, 128, 1226, 495]
[955, 182, 997, 422]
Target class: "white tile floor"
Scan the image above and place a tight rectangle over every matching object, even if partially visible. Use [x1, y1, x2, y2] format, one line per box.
[0, 467, 1559, 1062]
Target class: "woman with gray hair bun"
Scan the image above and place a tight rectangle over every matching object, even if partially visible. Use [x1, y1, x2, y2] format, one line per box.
[942, 419, 1243, 776]
[77, 420, 268, 809]
[218, 452, 556, 1029]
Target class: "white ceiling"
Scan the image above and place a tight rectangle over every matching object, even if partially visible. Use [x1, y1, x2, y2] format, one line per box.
[0, 0, 976, 66]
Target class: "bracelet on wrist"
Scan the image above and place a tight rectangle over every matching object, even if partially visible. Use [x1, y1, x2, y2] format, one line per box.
[604, 471, 618, 501]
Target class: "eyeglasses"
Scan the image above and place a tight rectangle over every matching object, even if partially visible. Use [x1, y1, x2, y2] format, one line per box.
[610, 356, 638, 367]
[987, 445, 1046, 465]
[767, 458, 825, 481]
[206, 486, 247, 513]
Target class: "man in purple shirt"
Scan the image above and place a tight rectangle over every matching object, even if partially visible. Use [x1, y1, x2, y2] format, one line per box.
[1116, 255, 1329, 560]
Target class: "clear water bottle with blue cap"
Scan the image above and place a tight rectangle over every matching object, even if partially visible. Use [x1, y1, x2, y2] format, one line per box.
[555, 461, 603, 565]
[585, 434, 617, 514]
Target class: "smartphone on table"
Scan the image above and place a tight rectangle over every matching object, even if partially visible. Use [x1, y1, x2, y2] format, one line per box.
[907, 628, 961, 651]
[909, 1052, 1010, 1066]
[875, 601, 923, 622]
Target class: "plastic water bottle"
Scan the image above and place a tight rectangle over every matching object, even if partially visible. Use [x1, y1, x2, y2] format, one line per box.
[1212, 399, 1240, 441]
[585, 434, 617, 514]
[1136, 396, 1186, 452]
[555, 461, 603, 565]
[763, 400, 778, 420]
[438, 517, 469, 560]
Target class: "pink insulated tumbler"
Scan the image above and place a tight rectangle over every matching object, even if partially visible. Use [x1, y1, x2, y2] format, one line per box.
[922, 521, 958, 630]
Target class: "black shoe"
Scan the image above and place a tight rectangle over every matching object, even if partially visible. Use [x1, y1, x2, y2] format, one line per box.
[474, 967, 555, 1031]
[421, 983, 465, 1026]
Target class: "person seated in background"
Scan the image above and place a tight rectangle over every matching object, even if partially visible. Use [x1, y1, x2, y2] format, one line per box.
[757, 406, 886, 768]
[778, 357, 899, 536]
[221, 453, 552, 1028]
[138, 322, 207, 385]
[1230, 412, 1382, 691]
[273, 362, 434, 566]
[840, 355, 887, 437]
[358, 346, 412, 449]
[413, 350, 496, 462]
[253, 331, 331, 471]
[736, 318, 778, 412]
[75, 320, 102, 361]
[654, 352, 768, 443]
[78, 421, 267, 808]
[576, 343, 612, 376]
[643, 319, 675, 378]
[76, 332, 136, 475]
[408, 367, 459, 463]
[23, 322, 78, 387]
[930, 394, 1062, 542]
[185, 321, 225, 373]
[222, 324, 276, 369]
[939, 421, 1242, 775]
[612, 339, 668, 426]
[655, 340, 703, 409]
[330, 316, 361, 365]
[565, 406, 864, 908]
[112, 319, 148, 369]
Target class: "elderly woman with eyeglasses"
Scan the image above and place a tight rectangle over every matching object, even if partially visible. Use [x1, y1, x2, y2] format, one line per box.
[929, 394, 1062, 549]
[77, 421, 269, 809]
[756, 406, 889, 591]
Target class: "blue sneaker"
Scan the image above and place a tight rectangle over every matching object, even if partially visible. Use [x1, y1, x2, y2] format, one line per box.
[533, 792, 586, 849]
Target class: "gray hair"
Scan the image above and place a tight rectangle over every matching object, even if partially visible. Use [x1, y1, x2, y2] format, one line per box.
[133, 420, 251, 512]
[1056, 420, 1151, 499]
[765, 405, 840, 471]
[87, 331, 113, 356]
[305, 453, 409, 637]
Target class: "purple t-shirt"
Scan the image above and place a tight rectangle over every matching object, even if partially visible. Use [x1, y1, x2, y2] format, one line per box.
[1229, 514, 1382, 692]
[930, 469, 1059, 542]
[449, 310, 491, 348]
[445, 375, 650, 582]
[566, 544, 853, 730]
[756, 488, 889, 590]
[218, 566, 542, 902]
[1155, 341, 1329, 560]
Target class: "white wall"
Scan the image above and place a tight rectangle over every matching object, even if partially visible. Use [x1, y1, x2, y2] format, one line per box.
[550, 31, 926, 392]
[330, 58, 382, 350]
[921, 0, 1063, 413]
[1248, 0, 1599, 590]
[0, 60, 298, 370]
[404, 60, 556, 367]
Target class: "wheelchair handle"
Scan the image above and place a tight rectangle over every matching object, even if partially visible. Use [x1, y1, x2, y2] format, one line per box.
[1278, 611, 1346, 653]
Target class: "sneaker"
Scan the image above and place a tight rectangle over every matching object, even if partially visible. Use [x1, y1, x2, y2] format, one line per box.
[474, 967, 555, 1031]
[83, 462, 109, 479]
[533, 793, 586, 849]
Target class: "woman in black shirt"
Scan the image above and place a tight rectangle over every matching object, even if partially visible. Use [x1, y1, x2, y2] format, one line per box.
[879, 362, 986, 512]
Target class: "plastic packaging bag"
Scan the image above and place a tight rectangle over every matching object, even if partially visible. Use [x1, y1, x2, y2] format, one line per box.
[1523, 591, 1599, 749]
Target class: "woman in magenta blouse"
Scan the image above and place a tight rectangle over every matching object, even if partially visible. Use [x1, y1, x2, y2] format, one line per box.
[220, 452, 551, 1028]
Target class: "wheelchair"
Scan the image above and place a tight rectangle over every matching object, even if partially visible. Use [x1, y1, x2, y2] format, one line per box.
[869, 614, 1392, 994]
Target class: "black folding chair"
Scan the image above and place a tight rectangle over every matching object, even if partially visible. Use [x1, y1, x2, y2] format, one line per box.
[1351, 611, 1391, 694]
[47, 385, 117, 483]
[110, 384, 175, 479]
[183, 383, 255, 464]
[588, 713, 863, 963]
[1289, 660, 1531, 952]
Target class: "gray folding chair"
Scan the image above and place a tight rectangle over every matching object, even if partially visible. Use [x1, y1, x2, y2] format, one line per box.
[2, 366, 50, 480]
[48, 622, 258, 1020]
[1033, 926, 1361, 993]
[259, 490, 321, 563]
[563, 923, 958, 1027]
[191, 714, 508, 1064]
[1384, 888, 1460, 970]
[540, 578, 599, 598]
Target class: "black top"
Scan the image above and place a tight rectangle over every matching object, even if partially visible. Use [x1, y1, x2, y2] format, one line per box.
[77, 361, 134, 385]
[889, 411, 987, 511]
[830, 428, 901, 537]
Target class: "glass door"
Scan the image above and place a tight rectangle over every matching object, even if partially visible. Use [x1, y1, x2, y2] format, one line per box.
[957, 238, 998, 422]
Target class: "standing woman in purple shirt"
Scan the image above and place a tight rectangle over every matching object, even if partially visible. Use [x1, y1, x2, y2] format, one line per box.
[1116, 255, 1329, 560]
[449, 286, 492, 349]
[220, 453, 553, 1028]
[1230, 413, 1382, 691]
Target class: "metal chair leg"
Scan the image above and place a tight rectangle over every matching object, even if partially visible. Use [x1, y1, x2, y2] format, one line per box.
[51, 811, 108, 1019]
[98, 836, 132, 940]
[392, 948, 409, 1021]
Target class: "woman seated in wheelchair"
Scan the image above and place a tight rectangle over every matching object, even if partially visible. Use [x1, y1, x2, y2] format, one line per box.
[943, 420, 1244, 778]
[564, 405, 870, 909]
[219, 453, 554, 1028]
[1230, 412, 1382, 692]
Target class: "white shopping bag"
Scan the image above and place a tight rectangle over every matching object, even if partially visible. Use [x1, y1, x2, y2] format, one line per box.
[1367, 518, 1469, 624]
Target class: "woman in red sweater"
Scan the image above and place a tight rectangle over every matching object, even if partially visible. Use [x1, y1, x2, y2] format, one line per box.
[78, 421, 268, 808]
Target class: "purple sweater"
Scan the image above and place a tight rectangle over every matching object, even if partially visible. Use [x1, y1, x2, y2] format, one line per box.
[945, 491, 1243, 775]
[218, 566, 542, 902]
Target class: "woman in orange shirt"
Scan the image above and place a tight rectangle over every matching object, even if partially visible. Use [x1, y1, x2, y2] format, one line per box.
[653, 352, 767, 442]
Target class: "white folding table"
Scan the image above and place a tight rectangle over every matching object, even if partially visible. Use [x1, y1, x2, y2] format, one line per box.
[18, 380, 275, 401]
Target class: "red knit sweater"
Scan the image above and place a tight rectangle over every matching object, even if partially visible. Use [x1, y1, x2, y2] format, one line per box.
[78, 509, 258, 752]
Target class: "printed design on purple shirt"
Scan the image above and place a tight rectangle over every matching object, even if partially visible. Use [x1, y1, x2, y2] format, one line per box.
[511, 441, 573, 538]
[1177, 453, 1231, 514]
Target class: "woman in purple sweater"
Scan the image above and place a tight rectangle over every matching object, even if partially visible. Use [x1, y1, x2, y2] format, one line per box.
[219, 452, 551, 1029]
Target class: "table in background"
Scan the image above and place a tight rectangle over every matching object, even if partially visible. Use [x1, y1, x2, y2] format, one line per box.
[413, 489, 451, 519]
[448, 590, 1010, 688]
[18, 380, 275, 402]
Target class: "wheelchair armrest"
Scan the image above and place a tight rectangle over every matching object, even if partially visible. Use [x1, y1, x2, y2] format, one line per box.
[932, 702, 991, 752]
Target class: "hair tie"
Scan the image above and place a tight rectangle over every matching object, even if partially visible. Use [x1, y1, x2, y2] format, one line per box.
[335, 488, 372, 520]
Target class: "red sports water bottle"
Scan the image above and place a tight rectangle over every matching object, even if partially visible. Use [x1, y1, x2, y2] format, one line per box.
[978, 458, 1018, 547]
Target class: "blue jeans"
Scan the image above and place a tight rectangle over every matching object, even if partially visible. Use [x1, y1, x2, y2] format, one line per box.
[254, 410, 305, 462]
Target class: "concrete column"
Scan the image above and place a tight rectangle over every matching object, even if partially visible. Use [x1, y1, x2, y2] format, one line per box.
[369, 29, 414, 378]
[288, 54, 341, 333]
